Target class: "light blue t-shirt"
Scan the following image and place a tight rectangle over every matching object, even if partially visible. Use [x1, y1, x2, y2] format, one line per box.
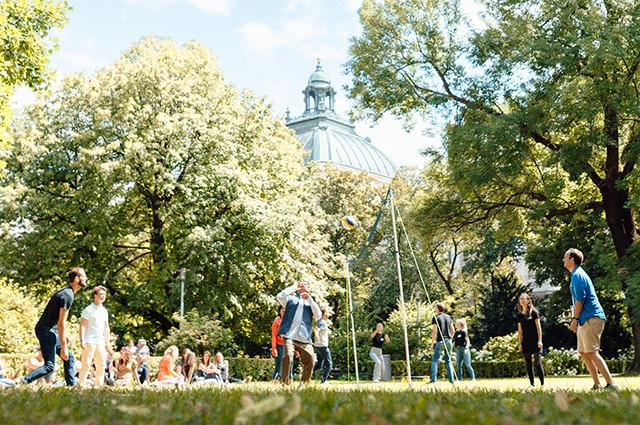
[570, 266, 606, 325]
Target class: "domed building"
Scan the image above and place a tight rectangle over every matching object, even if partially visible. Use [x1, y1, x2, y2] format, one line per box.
[286, 61, 396, 183]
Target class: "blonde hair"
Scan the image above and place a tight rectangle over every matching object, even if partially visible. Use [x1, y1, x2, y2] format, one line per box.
[164, 345, 179, 358]
[517, 293, 538, 316]
[455, 318, 467, 332]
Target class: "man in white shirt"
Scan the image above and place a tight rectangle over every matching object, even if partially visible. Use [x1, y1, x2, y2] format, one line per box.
[78, 285, 112, 387]
[276, 281, 321, 386]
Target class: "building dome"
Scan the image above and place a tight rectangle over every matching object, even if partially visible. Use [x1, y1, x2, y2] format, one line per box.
[295, 119, 396, 183]
[287, 61, 397, 183]
[307, 62, 331, 86]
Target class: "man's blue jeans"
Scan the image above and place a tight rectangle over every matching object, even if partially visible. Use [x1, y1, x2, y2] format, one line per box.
[24, 327, 76, 386]
[456, 346, 476, 380]
[430, 339, 454, 383]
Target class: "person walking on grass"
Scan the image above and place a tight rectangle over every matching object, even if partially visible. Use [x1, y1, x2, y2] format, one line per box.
[564, 248, 618, 391]
[78, 285, 112, 388]
[313, 308, 332, 384]
[370, 323, 390, 383]
[453, 318, 475, 382]
[20, 268, 88, 386]
[276, 281, 322, 387]
[429, 303, 455, 384]
[517, 293, 544, 389]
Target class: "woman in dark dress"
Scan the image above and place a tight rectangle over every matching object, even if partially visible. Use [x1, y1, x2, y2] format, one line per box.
[517, 293, 544, 388]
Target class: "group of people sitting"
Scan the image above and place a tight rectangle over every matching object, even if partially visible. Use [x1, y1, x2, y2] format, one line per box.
[155, 346, 236, 386]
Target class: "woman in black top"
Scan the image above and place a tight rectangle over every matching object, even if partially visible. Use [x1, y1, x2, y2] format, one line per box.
[517, 293, 544, 388]
[453, 319, 476, 381]
[369, 323, 390, 383]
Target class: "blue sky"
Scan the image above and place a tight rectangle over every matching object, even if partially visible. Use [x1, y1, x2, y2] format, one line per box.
[19, 0, 445, 167]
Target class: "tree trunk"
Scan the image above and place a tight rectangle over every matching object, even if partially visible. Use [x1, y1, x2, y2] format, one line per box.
[600, 184, 640, 371]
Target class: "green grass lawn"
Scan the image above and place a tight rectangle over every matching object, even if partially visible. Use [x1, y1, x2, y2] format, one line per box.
[1, 376, 639, 424]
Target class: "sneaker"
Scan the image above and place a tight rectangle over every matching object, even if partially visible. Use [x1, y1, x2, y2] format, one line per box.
[372, 380, 380, 384]
[591, 384, 602, 391]
[603, 383, 619, 392]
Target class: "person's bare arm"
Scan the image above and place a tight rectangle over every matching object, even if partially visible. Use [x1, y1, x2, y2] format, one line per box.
[517, 322, 523, 352]
[58, 308, 70, 360]
[535, 318, 543, 349]
[79, 317, 88, 350]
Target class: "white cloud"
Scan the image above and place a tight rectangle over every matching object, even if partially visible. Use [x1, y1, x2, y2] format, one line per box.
[237, 22, 284, 56]
[344, 0, 362, 11]
[124, 0, 233, 16]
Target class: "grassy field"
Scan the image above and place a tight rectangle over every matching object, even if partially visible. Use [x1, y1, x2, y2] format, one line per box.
[1, 376, 640, 424]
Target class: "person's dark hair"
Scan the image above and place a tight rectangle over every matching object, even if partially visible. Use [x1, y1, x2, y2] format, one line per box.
[202, 351, 211, 366]
[517, 293, 539, 317]
[436, 303, 445, 313]
[68, 267, 86, 285]
[320, 308, 327, 315]
[565, 248, 584, 265]
[278, 305, 285, 315]
[93, 285, 107, 296]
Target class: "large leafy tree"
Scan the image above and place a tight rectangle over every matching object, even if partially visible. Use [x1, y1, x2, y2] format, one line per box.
[347, 0, 640, 369]
[0, 37, 331, 345]
[0, 0, 69, 154]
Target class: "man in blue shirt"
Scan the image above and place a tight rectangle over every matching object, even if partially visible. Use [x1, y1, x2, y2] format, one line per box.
[564, 248, 618, 391]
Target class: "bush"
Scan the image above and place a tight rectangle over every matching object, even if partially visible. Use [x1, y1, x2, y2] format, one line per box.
[481, 332, 521, 361]
[155, 310, 238, 356]
[0, 279, 42, 354]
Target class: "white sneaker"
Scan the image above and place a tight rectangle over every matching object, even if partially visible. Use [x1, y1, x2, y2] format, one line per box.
[372, 380, 380, 384]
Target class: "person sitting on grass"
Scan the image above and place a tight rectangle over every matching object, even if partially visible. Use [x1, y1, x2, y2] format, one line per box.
[0, 358, 16, 387]
[156, 345, 184, 385]
[113, 347, 140, 387]
[177, 348, 197, 384]
[195, 351, 219, 380]
[213, 352, 244, 384]
[135, 338, 150, 384]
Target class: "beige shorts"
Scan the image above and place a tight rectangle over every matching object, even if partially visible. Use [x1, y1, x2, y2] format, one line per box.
[577, 317, 605, 353]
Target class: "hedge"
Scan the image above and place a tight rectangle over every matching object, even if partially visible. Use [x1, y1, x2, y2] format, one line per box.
[1, 353, 629, 382]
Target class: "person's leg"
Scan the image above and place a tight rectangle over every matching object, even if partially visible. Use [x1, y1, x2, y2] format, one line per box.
[313, 346, 325, 373]
[463, 347, 475, 380]
[273, 344, 283, 380]
[296, 342, 315, 383]
[78, 343, 97, 387]
[533, 352, 544, 386]
[322, 348, 332, 383]
[577, 320, 602, 387]
[456, 347, 464, 380]
[523, 353, 534, 386]
[584, 352, 615, 385]
[24, 329, 57, 383]
[93, 345, 106, 387]
[369, 348, 382, 382]
[281, 338, 295, 385]
[442, 339, 455, 383]
[430, 341, 443, 383]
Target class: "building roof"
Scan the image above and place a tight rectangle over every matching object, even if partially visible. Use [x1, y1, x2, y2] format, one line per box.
[286, 61, 396, 183]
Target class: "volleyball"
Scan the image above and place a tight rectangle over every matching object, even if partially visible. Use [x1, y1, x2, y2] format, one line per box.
[341, 215, 358, 231]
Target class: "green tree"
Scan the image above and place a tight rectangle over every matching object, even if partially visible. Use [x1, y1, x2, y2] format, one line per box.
[0, 36, 332, 347]
[0, 0, 69, 153]
[475, 271, 528, 346]
[347, 0, 640, 369]
[155, 310, 238, 357]
[0, 279, 42, 353]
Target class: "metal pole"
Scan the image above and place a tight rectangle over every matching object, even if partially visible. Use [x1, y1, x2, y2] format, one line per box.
[390, 191, 412, 387]
[179, 267, 186, 317]
[345, 258, 360, 385]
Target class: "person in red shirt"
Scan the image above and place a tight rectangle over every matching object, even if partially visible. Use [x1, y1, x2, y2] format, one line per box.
[271, 306, 285, 380]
